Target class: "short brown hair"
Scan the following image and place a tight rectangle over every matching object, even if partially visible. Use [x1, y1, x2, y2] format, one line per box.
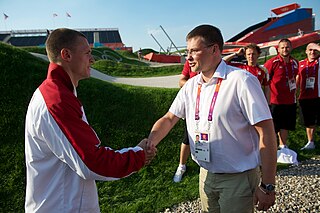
[244, 43, 261, 55]
[46, 28, 86, 63]
[278, 38, 292, 46]
[186, 25, 224, 52]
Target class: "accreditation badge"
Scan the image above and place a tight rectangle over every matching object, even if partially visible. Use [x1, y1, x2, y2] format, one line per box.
[306, 77, 315, 89]
[194, 131, 210, 162]
[288, 78, 296, 91]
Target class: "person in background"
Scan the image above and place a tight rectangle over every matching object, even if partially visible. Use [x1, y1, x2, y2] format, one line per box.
[25, 28, 156, 212]
[298, 28, 304, 37]
[297, 42, 320, 150]
[173, 60, 199, 183]
[223, 43, 269, 100]
[147, 24, 277, 212]
[138, 48, 143, 60]
[264, 39, 299, 149]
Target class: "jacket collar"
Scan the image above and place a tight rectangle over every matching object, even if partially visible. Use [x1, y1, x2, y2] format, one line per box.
[47, 63, 74, 93]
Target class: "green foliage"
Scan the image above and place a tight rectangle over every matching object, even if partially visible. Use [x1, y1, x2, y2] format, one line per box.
[1, 41, 319, 212]
[117, 50, 137, 59]
[291, 40, 320, 60]
[135, 48, 159, 56]
[0, 42, 48, 212]
[0, 42, 194, 212]
[20, 46, 47, 55]
[78, 80, 199, 212]
[20, 46, 149, 66]
[91, 47, 148, 66]
[92, 60, 183, 77]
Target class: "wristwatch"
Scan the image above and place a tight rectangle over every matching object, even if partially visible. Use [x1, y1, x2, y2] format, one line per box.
[260, 182, 275, 193]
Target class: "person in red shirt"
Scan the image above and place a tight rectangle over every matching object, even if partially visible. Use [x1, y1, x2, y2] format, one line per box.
[297, 42, 320, 150]
[223, 43, 269, 99]
[173, 60, 199, 182]
[264, 39, 299, 149]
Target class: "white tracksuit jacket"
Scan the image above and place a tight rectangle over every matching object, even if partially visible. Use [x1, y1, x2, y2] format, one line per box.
[25, 63, 145, 212]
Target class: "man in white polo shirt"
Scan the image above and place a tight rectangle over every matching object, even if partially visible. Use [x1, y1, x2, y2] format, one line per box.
[147, 25, 277, 212]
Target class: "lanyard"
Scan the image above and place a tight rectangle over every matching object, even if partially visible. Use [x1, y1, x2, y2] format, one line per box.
[306, 60, 316, 78]
[195, 78, 222, 127]
[284, 61, 295, 79]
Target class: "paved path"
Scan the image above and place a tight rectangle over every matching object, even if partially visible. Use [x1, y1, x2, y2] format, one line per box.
[90, 69, 180, 88]
[31, 52, 180, 88]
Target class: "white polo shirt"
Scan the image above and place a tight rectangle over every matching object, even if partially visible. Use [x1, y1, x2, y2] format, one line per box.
[169, 60, 272, 173]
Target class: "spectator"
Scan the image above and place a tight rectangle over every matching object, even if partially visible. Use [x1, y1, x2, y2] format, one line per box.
[24, 28, 156, 212]
[297, 42, 320, 150]
[138, 48, 143, 60]
[173, 60, 199, 183]
[298, 28, 304, 37]
[147, 24, 277, 212]
[223, 43, 270, 100]
[264, 39, 299, 149]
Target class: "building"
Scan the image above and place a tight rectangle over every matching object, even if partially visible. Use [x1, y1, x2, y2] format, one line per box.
[0, 28, 132, 51]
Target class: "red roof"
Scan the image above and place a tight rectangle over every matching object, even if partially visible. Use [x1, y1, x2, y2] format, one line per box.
[271, 3, 300, 15]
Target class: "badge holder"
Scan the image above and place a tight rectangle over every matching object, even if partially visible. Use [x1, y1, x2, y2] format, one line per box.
[306, 77, 315, 89]
[288, 78, 296, 91]
[194, 131, 210, 162]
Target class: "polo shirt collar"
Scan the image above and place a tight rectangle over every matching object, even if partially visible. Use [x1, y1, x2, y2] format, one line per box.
[277, 54, 294, 64]
[196, 59, 227, 85]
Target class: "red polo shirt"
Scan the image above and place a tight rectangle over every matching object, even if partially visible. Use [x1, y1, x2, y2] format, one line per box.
[228, 62, 269, 86]
[298, 58, 320, 99]
[264, 55, 299, 104]
[182, 60, 198, 79]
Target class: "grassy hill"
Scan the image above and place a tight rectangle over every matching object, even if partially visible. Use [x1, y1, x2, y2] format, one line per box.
[0, 42, 319, 212]
[22, 46, 184, 77]
[0, 43, 196, 212]
[0, 43, 49, 211]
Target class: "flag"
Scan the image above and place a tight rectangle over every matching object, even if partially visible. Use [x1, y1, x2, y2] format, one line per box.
[3, 13, 9, 20]
[53, 13, 58, 17]
[66, 12, 71, 18]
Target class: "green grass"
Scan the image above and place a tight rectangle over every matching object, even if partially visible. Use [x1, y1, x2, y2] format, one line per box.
[0, 43, 48, 212]
[0, 42, 195, 212]
[21, 46, 184, 77]
[22, 46, 149, 66]
[92, 60, 183, 77]
[78, 80, 199, 212]
[1, 42, 319, 212]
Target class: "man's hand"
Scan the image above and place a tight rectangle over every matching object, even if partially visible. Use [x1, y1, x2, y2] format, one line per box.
[236, 47, 245, 56]
[137, 138, 157, 165]
[254, 186, 276, 211]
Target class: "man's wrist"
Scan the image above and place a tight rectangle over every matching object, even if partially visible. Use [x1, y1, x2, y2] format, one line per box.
[260, 182, 276, 194]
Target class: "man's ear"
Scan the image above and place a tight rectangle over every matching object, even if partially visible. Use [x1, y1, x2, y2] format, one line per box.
[60, 48, 72, 62]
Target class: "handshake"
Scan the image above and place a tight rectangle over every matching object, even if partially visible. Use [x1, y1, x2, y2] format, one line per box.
[137, 139, 157, 165]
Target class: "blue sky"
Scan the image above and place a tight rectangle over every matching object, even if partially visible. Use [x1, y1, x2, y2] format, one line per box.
[1, 0, 319, 52]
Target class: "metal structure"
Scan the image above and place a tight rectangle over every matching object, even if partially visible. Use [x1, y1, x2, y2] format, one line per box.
[159, 25, 181, 56]
[150, 33, 166, 53]
[149, 25, 182, 56]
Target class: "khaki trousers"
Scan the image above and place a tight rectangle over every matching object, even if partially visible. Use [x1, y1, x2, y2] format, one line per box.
[199, 167, 260, 213]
